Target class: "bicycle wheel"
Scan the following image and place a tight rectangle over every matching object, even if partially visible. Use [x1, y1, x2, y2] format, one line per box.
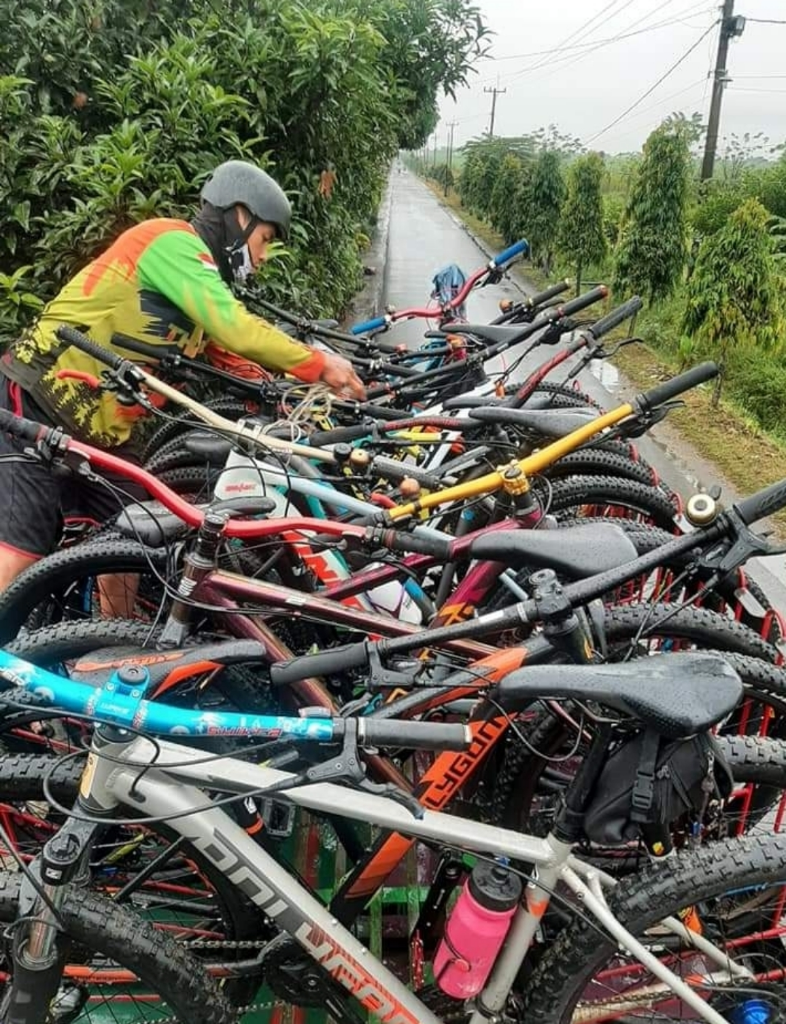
[140, 397, 254, 464]
[541, 448, 658, 488]
[534, 474, 679, 532]
[0, 754, 265, 1003]
[0, 872, 236, 1023]
[521, 833, 786, 1023]
[0, 539, 169, 642]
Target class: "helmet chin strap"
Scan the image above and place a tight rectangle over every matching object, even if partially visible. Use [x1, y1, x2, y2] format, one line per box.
[223, 207, 260, 283]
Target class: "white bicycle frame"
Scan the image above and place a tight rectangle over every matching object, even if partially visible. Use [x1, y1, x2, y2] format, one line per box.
[69, 730, 752, 1024]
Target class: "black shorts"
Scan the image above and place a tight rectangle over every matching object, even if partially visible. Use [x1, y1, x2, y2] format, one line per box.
[0, 378, 148, 559]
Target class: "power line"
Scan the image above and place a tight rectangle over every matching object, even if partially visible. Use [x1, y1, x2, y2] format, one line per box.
[745, 17, 786, 25]
[513, 0, 632, 78]
[610, 81, 710, 145]
[504, 1, 714, 89]
[584, 20, 719, 144]
[728, 86, 786, 93]
[482, 2, 714, 64]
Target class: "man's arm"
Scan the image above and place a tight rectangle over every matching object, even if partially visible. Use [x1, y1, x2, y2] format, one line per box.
[136, 225, 326, 382]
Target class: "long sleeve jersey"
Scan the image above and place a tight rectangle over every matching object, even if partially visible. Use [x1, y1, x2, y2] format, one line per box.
[1, 219, 325, 448]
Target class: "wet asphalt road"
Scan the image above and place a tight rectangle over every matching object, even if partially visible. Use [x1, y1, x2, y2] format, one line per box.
[382, 169, 786, 616]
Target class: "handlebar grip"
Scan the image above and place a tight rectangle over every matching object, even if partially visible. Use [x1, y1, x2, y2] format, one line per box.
[733, 479, 786, 527]
[587, 297, 643, 340]
[492, 239, 528, 267]
[357, 402, 411, 421]
[56, 325, 125, 370]
[358, 718, 470, 751]
[371, 528, 453, 560]
[269, 643, 370, 686]
[637, 361, 719, 410]
[528, 280, 571, 308]
[308, 423, 372, 447]
[351, 316, 388, 335]
[557, 285, 609, 318]
[0, 407, 48, 444]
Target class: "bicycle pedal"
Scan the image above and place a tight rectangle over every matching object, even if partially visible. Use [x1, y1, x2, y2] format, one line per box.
[261, 798, 296, 838]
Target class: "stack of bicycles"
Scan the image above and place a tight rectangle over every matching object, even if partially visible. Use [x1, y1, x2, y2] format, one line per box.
[1, 239, 786, 1024]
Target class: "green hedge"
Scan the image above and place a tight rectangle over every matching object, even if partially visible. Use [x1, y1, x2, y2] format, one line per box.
[0, 0, 487, 342]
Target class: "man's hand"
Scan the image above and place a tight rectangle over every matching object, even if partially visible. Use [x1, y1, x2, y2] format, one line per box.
[320, 354, 366, 400]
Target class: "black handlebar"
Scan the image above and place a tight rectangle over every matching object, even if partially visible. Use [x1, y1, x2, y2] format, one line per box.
[0, 407, 47, 444]
[270, 642, 371, 686]
[636, 361, 719, 411]
[365, 528, 453, 560]
[353, 718, 469, 751]
[734, 478, 786, 527]
[56, 325, 125, 370]
[557, 285, 609, 319]
[309, 423, 374, 447]
[527, 280, 571, 309]
[587, 297, 643, 340]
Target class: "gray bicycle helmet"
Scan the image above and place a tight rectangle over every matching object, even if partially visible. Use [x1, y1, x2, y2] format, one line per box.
[200, 160, 291, 241]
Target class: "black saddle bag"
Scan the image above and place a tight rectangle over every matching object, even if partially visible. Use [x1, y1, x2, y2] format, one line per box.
[583, 728, 735, 846]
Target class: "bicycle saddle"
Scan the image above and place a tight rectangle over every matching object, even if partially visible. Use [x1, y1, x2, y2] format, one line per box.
[467, 523, 638, 578]
[184, 432, 233, 465]
[441, 395, 506, 411]
[425, 323, 533, 347]
[442, 393, 591, 413]
[493, 653, 743, 739]
[468, 406, 598, 437]
[115, 495, 276, 547]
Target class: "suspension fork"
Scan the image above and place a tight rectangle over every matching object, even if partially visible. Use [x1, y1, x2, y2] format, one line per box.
[5, 726, 124, 1024]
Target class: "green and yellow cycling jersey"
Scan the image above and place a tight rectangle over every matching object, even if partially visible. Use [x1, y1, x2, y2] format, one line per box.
[1, 219, 325, 448]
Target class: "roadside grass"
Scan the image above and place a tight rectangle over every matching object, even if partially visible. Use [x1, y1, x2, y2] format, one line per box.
[612, 343, 786, 534]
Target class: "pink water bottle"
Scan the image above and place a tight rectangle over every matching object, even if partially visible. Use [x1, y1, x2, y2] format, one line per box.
[433, 862, 522, 998]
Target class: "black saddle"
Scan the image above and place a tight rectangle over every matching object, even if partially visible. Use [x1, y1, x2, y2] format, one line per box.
[115, 495, 276, 547]
[467, 523, 638, 578]
[468, 406, 598, 438]
[442, 394, 506, 411]
[184, 432, 234, 465]
[493, 653, 743, 739]
[426, 323, 534, 347]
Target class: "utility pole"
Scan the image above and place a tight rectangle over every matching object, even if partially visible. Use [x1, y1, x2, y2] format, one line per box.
[701, 0, 746, 180]
[432, 132, 438, 170]
[484, 85, 506, 138]
[445, 120, 458, 196]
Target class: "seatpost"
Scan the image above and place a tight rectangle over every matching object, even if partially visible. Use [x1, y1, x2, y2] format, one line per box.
[553, 721, 614, 844]
[159, 509, 228, 646]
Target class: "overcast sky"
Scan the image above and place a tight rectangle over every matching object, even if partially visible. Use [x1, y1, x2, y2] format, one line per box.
[438, 0, 786, 155]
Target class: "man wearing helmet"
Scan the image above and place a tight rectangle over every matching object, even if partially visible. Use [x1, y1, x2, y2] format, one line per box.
[0, 159, 366, 590]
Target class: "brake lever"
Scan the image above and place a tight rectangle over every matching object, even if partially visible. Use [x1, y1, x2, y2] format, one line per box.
[603, 335, 644, 358]
[698, 507, 774, 577]
[616, 401, 682, 439]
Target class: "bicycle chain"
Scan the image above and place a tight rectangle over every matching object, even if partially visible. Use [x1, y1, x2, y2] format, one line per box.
[152, 939, 474, 1023]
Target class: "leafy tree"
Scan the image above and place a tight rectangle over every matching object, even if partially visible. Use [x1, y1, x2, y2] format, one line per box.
[613, 120, 692, 304]
[682, 199, 783, 405]
[524, 150, 565, 274]
[556, 153, 607, 293]
[0, 0, 488, 339]
[341, 0, 490, 149]
[489, 154, 524, 244]
[719, 131, 773, 180]
[527, 124, 585, 157]
[692, 175, 760, 237]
